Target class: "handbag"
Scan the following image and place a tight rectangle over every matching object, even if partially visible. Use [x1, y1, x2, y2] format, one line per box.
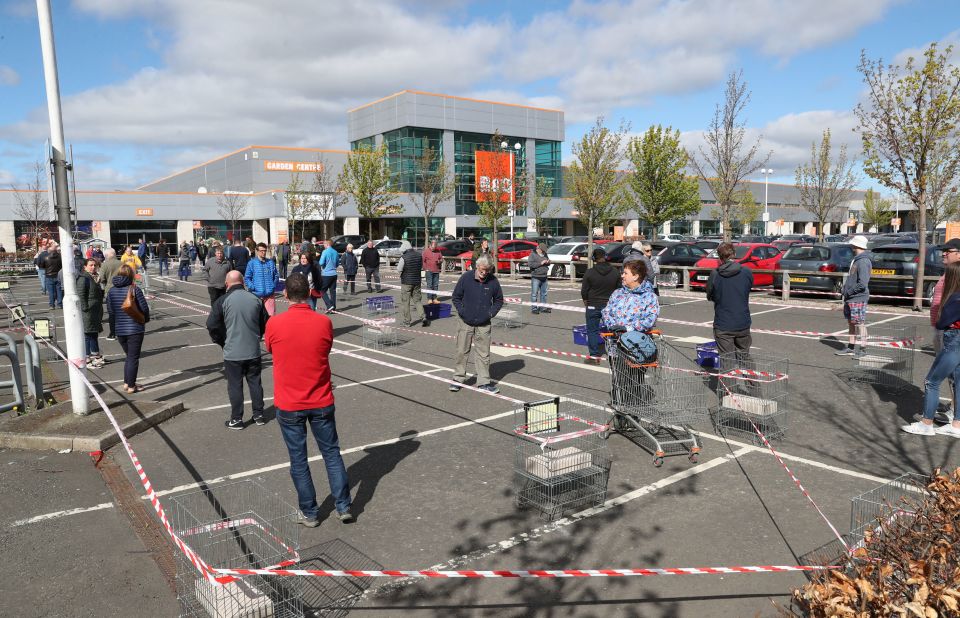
[618, 330, 658, 364]
[121, 285, 146, 324]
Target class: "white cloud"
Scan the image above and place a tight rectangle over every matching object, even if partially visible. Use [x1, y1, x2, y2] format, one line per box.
[680, 109, 861, 181]
[0, 66, 20, 86]
[892, 29, 960, 67]
[0, 0, 899, 186]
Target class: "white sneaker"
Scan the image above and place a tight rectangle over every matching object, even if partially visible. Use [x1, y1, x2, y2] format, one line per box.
[901, 421, 936, 436]
[935, 424, 960, 438]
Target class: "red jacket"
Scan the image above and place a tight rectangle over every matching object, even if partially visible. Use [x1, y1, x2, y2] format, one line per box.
[264, 303, 334, 410]
[422, 248, 443, 273]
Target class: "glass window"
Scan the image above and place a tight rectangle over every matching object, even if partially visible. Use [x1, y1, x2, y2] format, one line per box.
[670, 220, 693, 235]
[674, 245, 689, 257]
[699, 220, 720, 236]
[383, 127, 443, 193]
[690, 246, 706, 257]
[455, 131, 526, 216]
[535, 140, 562, 198]
[871, 248, 917, 263]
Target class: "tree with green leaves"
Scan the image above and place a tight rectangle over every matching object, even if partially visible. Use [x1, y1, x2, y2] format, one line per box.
[523, 174, 559, 236]
[338, 144, 398, 239]
[926, 140, 960, 232]
[625, 125, 701, 241]
[408, 145, 455, 248]
[565, 117, 630, 265]
[311, 156, 346, 240]
[860, 188, 894, 232]
[690, 71, 771, 241]
[855, 43, 960, 308]
[795, 129, 859, 241]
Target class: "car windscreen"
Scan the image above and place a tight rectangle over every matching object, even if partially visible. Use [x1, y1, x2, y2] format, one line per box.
[783, 246, 830, 261]
[871, 248, 917, 263]
[547, 244, 576, 255]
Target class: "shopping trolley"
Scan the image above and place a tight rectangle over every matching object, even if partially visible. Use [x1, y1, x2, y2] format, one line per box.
[602, 329, 709, 466]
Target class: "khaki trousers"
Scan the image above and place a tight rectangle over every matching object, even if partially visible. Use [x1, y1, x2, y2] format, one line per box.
[400, 283, 424, 325]
[454, 320, 492, 385]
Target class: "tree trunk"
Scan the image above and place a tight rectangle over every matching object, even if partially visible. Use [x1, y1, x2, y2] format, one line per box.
[368, 218, 374, 240]
[424, 214, 430, 249]
[491, 220, 498, 273]
[586, 210, 594, 272]
[914, 192, 927, 311]
[722, 204, 731, 242]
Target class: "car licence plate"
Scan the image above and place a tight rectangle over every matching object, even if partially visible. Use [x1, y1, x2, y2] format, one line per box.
[696, 275, 709, 281]
[789, 277, 808, 283]
[872, 269, 895, 275]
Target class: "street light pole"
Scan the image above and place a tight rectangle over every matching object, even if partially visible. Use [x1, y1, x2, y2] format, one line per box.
[36, 0, 89, 415]
[761, 168, 773, 235]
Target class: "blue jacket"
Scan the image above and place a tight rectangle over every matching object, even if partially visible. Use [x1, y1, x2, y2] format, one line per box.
[341, 252, 359, 276]
[106, 275, 150, 336]
[244, 257, 279, 298]
[706, 260, 753, 332]
[452, 271, 504, 326]
[602, 280, 659, 332]
[318, 247, 339, 277]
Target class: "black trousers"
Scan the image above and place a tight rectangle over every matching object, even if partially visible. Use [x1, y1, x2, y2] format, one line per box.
[224, 357, 264, 422]
[107, 309, 116, 337]
[208, 286, 225, 306]
[117, 332, 144, 387]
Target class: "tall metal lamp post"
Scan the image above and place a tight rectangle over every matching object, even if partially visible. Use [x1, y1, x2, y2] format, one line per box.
[501, 141, 522, 241]
[760, 168, 773, 235]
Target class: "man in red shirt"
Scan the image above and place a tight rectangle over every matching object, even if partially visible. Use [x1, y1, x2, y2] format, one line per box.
[265, 272, 353, 527]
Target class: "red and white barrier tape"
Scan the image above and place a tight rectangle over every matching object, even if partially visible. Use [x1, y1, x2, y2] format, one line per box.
[210, 564, 833, 579]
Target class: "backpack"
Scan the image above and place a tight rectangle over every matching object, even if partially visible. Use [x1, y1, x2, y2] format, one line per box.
[617, 330, 658, 365]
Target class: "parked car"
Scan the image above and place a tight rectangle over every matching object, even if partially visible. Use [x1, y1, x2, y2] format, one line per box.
[695, 239, 721, 252]
[436, 239, 474, 257]
[331, 234, 367, 253]
[556, 236, 588, 244]
[352, 238, 411, 261]
[867, 234, 901, 250]
[457, 240, 538, 271]
[571, 242, 631, 276]
[530, 242, 592, 278]
[778, 234, 817, 243]
[772, 243, 854, 296]
[866, 243, 944, 302]
[662, 233, 695, 242]
[823, 234, 850, 243]
[772, 239, 804, 252]
[656, 242, 709, 268]
[689, 243, 783, 288]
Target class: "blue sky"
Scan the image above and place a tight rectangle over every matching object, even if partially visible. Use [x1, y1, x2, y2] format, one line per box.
[0, 0, 957, 192]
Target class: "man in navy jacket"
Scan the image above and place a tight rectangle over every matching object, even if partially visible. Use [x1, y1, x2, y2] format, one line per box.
[449, 254, 504, 394]
[706, 242, 753, 362]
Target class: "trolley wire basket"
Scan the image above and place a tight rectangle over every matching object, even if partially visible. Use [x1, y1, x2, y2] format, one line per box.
[494, 307, 524, 330]
[713, 352, 789, 444]
[850, 324, 916, 390]
[362, 295, 399, 350]
[849, 472, 928, 546]
[169, 479, 304, 618]
[513, 396, 612, 520]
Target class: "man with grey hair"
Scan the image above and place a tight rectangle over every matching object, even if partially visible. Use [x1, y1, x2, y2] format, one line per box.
[449, 254, 504, 393]
[99, 247, 122, 340]
[624, 241, 659, 295]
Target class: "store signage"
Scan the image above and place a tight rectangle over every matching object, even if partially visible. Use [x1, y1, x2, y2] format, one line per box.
[474, 151, 514, 203]
[136, 208, 153, 216]
[263, 160, 324, 173]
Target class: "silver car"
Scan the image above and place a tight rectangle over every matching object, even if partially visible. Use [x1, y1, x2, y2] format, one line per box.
[772, 243, 854, 295]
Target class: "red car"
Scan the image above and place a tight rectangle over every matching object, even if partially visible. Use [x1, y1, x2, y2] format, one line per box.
[689, 243, 783, 288]
[458, 240, 538, 271]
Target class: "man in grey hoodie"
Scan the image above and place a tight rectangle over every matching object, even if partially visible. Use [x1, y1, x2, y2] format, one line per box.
[836, 235, 872, 358]
[203, 246, 232, 306]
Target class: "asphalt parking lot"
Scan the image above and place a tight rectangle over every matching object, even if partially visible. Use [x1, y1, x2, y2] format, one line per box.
[1, 269, 957, 617]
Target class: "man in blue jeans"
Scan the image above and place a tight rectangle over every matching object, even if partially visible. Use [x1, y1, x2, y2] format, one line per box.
[580, 248, 620, 363]
[265, 272, 352, 526]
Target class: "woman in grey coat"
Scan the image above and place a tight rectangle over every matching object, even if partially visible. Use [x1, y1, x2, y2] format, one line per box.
[527, 243, 551, 314]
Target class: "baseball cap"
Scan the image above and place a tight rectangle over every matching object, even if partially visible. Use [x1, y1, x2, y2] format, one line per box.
[941, 238, 960, 252]
[849, 235, 869, 250]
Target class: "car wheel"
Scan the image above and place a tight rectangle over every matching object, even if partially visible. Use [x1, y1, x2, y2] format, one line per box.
[924, 281, 936, 307]
[552, 265, 566, 278]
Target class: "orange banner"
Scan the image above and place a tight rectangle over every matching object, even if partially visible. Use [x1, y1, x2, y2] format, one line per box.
[474, 151, 514, 203]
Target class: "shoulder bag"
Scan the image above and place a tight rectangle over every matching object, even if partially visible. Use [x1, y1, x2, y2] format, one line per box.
[121, 285, 146, 324]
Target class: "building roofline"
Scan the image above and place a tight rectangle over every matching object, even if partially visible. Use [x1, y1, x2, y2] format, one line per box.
[136, 145, 353, 190]
[347, 89, 563, 114]
[0, 188, 283, 197]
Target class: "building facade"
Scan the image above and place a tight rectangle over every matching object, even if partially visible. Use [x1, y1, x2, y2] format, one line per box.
[0, 90, 899, 252]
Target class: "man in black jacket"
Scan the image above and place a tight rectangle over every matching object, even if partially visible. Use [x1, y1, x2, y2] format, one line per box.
[580, 248, 620, 363]
[449, 254, 504, 393]
[229, 239, 250, 276]
[359, 240, 382, 293]
[706, 242, 753, 362]
[396, 247, 427, 327]
[156, 238, 170, 276]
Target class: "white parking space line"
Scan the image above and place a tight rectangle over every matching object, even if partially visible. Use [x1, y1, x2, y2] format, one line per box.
[750, 306, 791, 317]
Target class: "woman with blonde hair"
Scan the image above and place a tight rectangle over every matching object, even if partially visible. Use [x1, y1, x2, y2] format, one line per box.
[105, 264, 150, 393]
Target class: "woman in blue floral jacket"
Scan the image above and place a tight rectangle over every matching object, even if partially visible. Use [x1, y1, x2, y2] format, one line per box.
[602, 260, 660, 332]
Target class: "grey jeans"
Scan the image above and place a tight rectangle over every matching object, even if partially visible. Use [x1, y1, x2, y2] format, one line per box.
[454, 320, 492, 385]
[714, 328, 752, 363]
[400, 283, 425, 325]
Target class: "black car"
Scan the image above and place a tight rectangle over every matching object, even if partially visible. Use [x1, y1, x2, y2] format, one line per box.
[656, 242, 709, 267]
[437, 239, 474, 257]
[695, 239, 720, 252]
[867, 243, 944, 301]
[772, 243, 854, 295]
[572, 242, 630, 276]
[330, 234, 367, 253]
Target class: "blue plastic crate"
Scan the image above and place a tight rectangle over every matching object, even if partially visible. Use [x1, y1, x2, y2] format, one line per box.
[573, 325, 588, 346]
[424, 302, 452, 320]
[696, 341, 719, 368]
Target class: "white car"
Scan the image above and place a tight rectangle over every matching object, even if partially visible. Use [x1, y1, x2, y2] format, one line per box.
[662, 233, 692, 242]
[539, 242, 590, 278]
[353, 239, 412, 261]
